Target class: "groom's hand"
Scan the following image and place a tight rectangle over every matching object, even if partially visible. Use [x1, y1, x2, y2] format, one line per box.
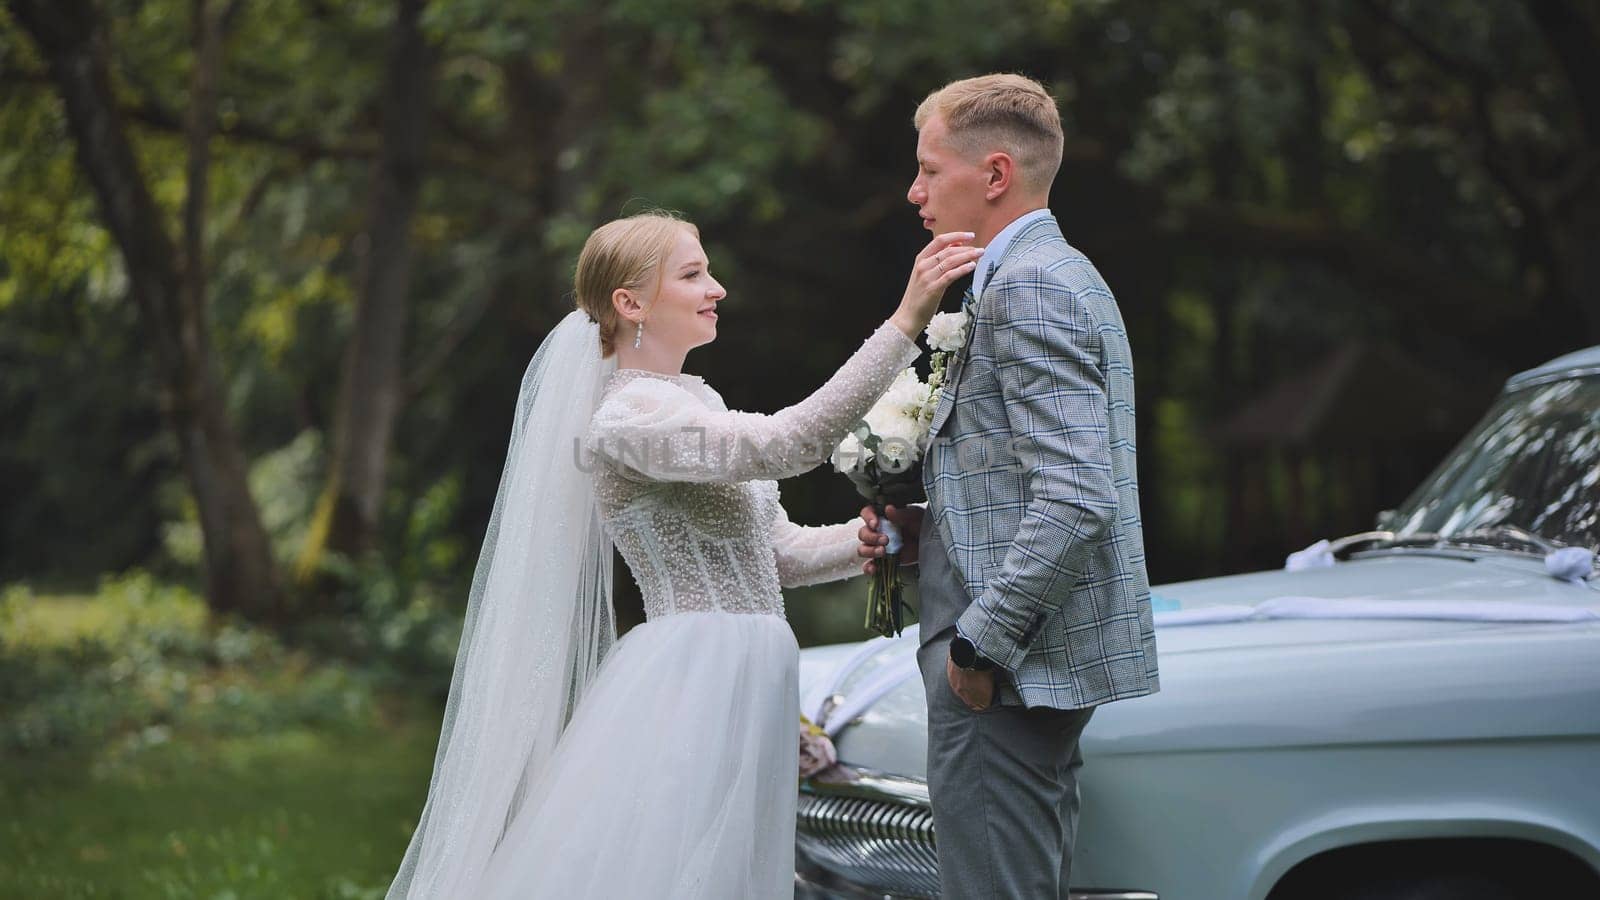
[946, 655, 995, 711]
[857, 504, 924, 575]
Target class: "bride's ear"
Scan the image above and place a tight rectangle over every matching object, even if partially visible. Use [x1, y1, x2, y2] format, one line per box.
[612, 287, 644, 323]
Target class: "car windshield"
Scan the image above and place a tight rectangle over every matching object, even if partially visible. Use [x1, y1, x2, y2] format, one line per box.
[1390, 374, 1599, 550]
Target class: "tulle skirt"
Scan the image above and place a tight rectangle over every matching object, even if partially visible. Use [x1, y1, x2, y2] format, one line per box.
[476, 610, 800, 899]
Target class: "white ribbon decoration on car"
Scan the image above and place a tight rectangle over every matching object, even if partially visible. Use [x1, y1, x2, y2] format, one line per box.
[1546, 546, 1597, 582]
[817, 656, 920, 737]
[803, 636, 897, 726]
[1284, 539, 1335, 571]
[804, 634, 922, 738]
[1153, 595, 1600, 627]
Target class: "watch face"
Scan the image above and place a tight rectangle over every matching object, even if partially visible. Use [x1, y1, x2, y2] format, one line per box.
[951, 636, 974, 667]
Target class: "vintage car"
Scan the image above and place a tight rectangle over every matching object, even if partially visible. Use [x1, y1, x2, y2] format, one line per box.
[794, 346, 1600, 900]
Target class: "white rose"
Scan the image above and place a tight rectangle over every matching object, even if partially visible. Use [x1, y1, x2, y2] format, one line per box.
[842, 370, 936, 472]
[890, 367, 922, 391]
[879, 369, 936, 423]
[863, 395, 901, 436]
[876, 435, 914, 471]
[880, 368, 925, 416]
[831, 431, 873, 472]
[924, 310, 970, 353]
[893, 409, 927, 443]
[874, 409, 927, 469]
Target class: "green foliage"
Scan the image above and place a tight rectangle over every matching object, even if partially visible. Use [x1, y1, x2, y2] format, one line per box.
[5, 0, 1595, 595]
[0, 573, 381, 756]
[290, 473, 467, 684]
[2, 2, 1595, 888]
[162, 430, 327, 571]
[305, 551, 465, 687]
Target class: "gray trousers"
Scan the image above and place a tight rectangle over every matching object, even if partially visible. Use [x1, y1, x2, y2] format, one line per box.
[917, 630, 1094, 899]
[916, 519, 1096, 899]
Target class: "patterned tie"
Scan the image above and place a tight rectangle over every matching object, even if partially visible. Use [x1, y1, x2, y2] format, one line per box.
[963, 260, 994, 319]
[951, 262, 991, 374]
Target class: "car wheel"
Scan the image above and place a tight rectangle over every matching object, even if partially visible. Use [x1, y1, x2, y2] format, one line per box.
[1339, 871, 1520, 900]
[1268, 839, 1600, 900]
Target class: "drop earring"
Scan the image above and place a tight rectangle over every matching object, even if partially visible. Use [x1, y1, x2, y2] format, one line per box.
[633, 319, 644, 349]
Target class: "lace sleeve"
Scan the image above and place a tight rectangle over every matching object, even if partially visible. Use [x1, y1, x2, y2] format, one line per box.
[764, 481, 866, 588]
[586, 321, 920, 483]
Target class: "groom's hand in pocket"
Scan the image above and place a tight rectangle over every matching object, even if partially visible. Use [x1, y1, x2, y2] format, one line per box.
[946, 655, 995, 712]
[857, 504, 924, 575]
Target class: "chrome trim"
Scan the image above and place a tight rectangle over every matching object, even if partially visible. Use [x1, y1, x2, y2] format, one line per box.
[1329, 530, 1397, 558]
[797, 765, 1159, 900]
[1346, 547, 1493, 562]
[801, 765, 931, 809]
[795, 866, 918, 899]
[1455, 523, 1563, 555]
[797, 790, 941, 898]
[1333, 526, 1574, 565]
[796, 868, 1157, 900]
[1505, 365, 1600, 391]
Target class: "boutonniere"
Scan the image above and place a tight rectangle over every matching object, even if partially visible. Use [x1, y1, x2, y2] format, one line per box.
[924, 309, 971, 393]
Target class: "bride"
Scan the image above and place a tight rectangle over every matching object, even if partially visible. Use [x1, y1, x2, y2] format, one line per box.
[385, 212, 982, 899]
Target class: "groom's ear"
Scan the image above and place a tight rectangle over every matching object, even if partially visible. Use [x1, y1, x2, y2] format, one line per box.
[983, 151, 1017, 201]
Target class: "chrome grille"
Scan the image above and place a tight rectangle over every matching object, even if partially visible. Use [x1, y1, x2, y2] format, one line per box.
[796, 781, 940, 898]
[796, 767, 1160, 900]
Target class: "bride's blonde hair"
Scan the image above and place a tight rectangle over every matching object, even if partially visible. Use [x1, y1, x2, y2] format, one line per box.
[574, 211, 699, 358]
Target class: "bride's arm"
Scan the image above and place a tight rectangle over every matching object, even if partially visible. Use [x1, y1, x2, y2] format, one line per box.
[768, 483, 866, 588]
[587, 321, 920, 483]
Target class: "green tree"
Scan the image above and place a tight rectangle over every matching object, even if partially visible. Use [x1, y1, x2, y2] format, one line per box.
[9, 0, 282, 619]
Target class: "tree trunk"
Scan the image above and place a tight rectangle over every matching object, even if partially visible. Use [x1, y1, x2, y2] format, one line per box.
[10, 0, 282, 620]
[300, 0, 431, 578]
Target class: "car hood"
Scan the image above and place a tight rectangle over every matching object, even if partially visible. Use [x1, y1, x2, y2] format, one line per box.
[800, 553, 1600, 778]
[1142, 551, 1598, 653]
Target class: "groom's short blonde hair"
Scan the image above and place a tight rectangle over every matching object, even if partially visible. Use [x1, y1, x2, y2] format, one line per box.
[914, 74, 1064, 193]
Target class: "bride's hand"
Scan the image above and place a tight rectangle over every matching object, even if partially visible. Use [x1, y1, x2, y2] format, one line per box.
[891, 232, 984, 340]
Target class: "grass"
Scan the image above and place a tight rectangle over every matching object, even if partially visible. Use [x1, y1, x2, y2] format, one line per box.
[0, 720, 439, 899]
[0, 579, 443, 899]
[0, 571, 897, 898]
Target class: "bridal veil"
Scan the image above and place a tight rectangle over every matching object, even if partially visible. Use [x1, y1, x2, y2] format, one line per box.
[386, 310, 618, 899]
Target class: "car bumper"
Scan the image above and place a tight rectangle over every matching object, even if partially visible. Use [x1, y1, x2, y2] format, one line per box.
[797, 765, 1157, 900]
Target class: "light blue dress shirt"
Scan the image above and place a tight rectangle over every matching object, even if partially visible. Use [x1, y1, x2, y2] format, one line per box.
[973, 207, 1053, 300]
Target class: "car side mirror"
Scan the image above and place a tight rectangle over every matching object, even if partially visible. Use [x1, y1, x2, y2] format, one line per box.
[1375, 509, 1399, 531]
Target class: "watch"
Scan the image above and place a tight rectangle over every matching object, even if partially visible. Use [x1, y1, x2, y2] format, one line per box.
[949, 633, 995, 671]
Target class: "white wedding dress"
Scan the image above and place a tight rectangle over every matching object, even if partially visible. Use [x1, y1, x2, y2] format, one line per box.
[472, 321, 921, 898]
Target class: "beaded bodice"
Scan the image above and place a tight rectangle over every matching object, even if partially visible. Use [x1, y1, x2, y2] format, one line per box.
[583, 322, 922, 621]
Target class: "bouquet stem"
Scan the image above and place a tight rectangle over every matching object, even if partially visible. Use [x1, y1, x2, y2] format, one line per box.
[866, 504, 911, 638]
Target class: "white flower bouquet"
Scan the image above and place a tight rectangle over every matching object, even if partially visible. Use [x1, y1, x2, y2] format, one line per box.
[831, 309, 970, 637]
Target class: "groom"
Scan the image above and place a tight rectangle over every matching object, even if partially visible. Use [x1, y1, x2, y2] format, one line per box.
[858, 73, 1159, 898]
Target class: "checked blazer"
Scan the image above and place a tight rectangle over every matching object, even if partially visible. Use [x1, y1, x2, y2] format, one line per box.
[921, 213, 1159, 710]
